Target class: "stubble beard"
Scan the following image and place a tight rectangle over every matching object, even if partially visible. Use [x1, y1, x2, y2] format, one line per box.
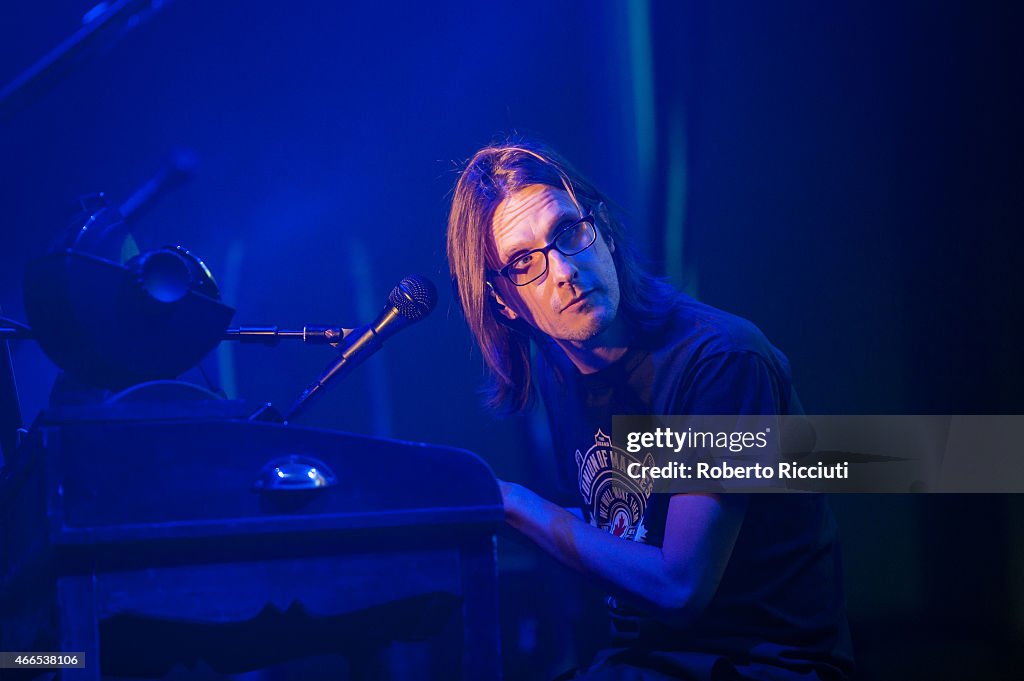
[557, 302, 617, 344]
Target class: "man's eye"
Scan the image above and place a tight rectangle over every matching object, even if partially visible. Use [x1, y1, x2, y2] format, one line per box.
[511, 253, 535, 269]
[560, 223, 586, 246]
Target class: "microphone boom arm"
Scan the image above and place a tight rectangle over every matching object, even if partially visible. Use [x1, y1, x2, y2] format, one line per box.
[223, 326, 353, 346]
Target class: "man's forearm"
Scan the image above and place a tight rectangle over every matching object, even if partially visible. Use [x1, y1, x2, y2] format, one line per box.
[499, 480, 703, 618]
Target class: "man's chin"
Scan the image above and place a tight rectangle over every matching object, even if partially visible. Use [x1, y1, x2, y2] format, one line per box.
[560, 310, 617, 344]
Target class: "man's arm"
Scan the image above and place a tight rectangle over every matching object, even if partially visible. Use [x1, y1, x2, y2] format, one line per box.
[505, 350, 781, 620]
[500, 480, 746, 625]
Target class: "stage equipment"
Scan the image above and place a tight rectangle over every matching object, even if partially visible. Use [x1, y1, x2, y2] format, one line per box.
[223, 325, 353, 345]
[285, 275, 437, 421]
[23, 194, 234, 390]
[118, 148, 199, 221]
[5, 197, 482, 678]
[0, 311, 26, 462]
[0, 393, 503, 679]
[0, 0, 175, 122]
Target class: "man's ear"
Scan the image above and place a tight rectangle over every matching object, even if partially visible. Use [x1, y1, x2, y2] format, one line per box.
[487, 281, 518, 321]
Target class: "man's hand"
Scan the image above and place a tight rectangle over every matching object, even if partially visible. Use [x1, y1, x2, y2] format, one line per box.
[497, 479, 527, 521]
[496, 479, 745, 624]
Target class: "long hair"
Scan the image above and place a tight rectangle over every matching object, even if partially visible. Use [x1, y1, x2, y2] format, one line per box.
[447, 137, 676, 413]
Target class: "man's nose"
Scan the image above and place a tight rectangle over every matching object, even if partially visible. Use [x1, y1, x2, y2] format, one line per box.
[548, 249, 580, 286]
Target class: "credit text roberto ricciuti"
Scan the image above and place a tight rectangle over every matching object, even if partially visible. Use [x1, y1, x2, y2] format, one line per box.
[625, 461, 850, 480]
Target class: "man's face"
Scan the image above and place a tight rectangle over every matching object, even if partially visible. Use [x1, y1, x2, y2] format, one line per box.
[491, 184, 621, 345]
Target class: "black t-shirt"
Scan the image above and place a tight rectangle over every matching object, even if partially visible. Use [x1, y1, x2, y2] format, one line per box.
[535, 295, 854, 680]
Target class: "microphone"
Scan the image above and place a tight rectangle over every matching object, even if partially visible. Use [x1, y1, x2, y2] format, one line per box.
[118, 147, 199, 222]
[284, 275, 437, 421]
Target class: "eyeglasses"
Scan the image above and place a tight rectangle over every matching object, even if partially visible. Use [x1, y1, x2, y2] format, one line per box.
[493, 214, 598, 286]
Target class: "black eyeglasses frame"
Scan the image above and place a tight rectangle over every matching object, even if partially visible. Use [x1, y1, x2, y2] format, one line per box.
[491, 213, 598, 287]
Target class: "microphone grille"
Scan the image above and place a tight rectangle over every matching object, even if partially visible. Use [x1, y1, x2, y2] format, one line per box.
[388, 275, 437, 320]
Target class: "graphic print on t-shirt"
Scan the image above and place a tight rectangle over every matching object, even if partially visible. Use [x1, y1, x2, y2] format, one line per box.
[575, 429, 655, 542]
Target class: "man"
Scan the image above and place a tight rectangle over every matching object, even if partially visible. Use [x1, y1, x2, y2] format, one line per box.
[447, 139, 853, 680]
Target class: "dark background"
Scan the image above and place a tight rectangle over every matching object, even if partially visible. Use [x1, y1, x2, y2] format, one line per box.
[1, 1, 1022, 678]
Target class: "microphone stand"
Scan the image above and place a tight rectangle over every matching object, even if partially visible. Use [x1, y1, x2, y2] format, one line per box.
[282, 326, 380, 423]
[0, 0, 175, 122]
[223, 324, 356, 423]
[0, 315, 30, 463]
